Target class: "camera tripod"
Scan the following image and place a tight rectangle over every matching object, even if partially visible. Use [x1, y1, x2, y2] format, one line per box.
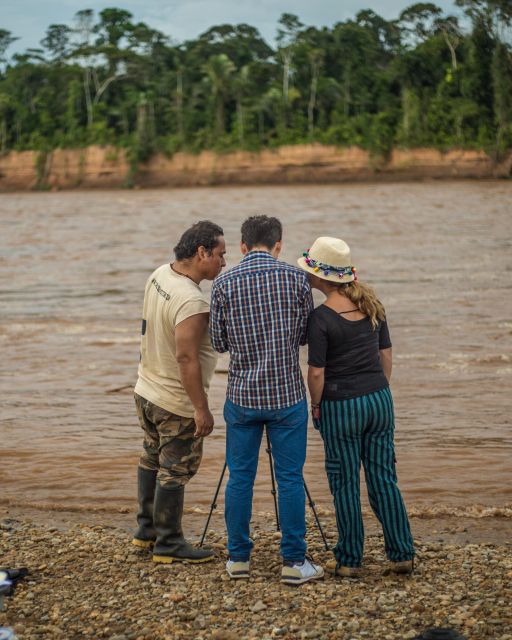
[199, 430, 329, 550]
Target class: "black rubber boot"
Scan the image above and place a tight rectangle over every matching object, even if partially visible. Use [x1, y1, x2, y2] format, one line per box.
[152, 484, 215, 564]
[132, 467, 157, 549]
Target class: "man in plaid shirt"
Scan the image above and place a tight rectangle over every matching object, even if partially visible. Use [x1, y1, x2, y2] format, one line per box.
[209, 215, 324, 585]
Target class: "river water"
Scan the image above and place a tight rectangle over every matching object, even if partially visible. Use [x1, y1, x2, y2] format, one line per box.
[1, 182, 511, 520]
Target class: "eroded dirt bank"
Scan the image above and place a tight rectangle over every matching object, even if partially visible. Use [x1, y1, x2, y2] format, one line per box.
[1, 144, 511, 191]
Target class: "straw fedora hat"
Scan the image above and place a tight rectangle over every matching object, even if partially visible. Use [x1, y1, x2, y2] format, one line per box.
[297, 237, 357, 283]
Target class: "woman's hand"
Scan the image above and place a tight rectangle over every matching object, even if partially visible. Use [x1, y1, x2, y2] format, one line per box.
[311, 403, 321, 430]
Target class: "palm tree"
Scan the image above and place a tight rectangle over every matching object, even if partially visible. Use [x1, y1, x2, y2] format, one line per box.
[204, 54, 235, 136]
[308, 48, 324, 137]
[233, 65, 250, 146]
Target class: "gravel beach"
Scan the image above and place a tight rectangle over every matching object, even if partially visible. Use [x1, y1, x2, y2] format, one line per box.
[1, 510, 511, 640]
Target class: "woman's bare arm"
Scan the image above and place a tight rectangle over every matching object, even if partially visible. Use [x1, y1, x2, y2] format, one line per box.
[380, 347, 392, 382]
[308, 366, 325, 405]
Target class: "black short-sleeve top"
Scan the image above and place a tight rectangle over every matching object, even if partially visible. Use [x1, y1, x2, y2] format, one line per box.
[307, 305, 392, 400]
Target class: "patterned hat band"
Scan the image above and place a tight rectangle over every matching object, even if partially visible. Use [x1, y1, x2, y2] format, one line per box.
[303, 250, 358, 280]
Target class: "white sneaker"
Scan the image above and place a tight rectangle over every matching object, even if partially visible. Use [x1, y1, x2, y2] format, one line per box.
[281, 557, 324, 585]
[226, 559, 250, 579]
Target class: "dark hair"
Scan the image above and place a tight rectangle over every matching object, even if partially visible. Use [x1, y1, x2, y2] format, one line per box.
[241, 215, 282, 250]
[173, 220, 224, 260]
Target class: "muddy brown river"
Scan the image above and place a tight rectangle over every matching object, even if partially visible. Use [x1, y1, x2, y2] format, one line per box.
[1, 182, 511, 521]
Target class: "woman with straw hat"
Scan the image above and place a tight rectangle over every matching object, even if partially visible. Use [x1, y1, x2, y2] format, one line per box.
[298, 237, 415, 577]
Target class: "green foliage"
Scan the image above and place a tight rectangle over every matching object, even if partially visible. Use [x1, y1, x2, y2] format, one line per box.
[0, 1, 510, 172]
[0, 30, 19, 66]
[492, 42, 512, 153]
[41, 24, 72, 61]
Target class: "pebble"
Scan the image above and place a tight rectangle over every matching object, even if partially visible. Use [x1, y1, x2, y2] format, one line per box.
[193, 614, 206, 629]
[271, 627, 287, 636]
[0, 516, 510, 639]
[210, 631, 238, 640]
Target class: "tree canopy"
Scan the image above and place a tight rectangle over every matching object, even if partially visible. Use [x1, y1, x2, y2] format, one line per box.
[0, 2, 511, 160]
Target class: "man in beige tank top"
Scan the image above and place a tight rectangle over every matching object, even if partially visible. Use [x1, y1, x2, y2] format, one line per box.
[133, 221, 226, 563]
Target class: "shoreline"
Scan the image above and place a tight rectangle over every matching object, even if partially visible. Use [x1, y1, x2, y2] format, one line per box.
[3, 504, 511, 546]
[1, 144, 511, 192]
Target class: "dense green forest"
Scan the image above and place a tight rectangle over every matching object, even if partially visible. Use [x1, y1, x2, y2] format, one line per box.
[0, 0, 511, 165]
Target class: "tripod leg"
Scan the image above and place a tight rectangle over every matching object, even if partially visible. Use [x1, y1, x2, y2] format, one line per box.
[199, 461, 227, 547]
[304, 480, 330, 551]
[265, 430, 280, 532]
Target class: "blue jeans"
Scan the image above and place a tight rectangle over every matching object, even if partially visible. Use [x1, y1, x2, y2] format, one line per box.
[224, 398, 308, 563]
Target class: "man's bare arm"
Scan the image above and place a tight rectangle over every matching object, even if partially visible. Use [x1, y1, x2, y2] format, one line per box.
[175, 313, 214, 437]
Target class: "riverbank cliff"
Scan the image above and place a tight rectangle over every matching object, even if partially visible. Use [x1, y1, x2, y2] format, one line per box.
[0, 144, 511, 191]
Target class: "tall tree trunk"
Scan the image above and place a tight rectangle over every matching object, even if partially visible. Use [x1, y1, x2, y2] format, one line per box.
[237, 97, 244, 146]
[308, 66, 319, 137]
[216, 97, 224, 135]
[281, 50, 292, 132]
[443, 31, 458, 70]
[136, 96, 155, 162]
[402, 88, 411, 139]
[83, 67, 93, 127]
[1, 117, 6, 152]
[282, 51, 292, 103]
[455, 109, 463, 143]
[258, 109, 264, 143]
[343, 67, 351, 118]
[176, 69, 184, 140]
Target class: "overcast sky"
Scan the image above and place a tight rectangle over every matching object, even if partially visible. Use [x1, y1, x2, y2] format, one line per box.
[4, 0, 462, 54]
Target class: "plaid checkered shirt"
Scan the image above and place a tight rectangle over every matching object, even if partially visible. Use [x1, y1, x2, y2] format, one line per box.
[209, 250, 313, 409]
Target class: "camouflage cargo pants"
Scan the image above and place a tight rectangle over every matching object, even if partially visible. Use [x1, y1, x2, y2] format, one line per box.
[134, 393, 203, 489]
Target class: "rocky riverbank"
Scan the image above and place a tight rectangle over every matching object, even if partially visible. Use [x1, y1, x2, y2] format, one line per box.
[1, 512, 510, 640]
[0, 144, 511, 191]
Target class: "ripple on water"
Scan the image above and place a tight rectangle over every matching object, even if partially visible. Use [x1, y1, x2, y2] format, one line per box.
[0, 182, 511, 512]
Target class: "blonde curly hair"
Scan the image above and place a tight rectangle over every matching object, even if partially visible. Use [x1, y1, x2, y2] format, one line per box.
[338, 281, 386, 329]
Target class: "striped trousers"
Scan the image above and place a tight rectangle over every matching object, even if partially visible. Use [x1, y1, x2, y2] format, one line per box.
[320, 387, 415, 567]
